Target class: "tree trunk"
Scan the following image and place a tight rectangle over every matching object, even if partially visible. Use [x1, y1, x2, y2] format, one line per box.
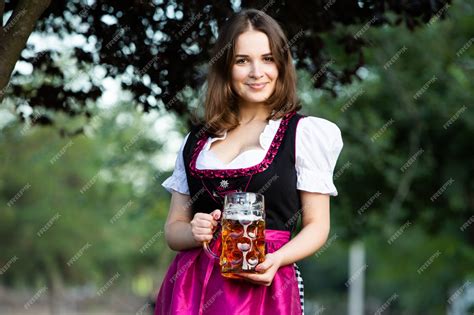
[45, 259, 65, 315]
[0, 0, 51, 101]
[348, 241, 365, 315]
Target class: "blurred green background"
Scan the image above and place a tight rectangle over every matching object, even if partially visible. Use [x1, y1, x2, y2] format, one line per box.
[1, 1, 473, 314]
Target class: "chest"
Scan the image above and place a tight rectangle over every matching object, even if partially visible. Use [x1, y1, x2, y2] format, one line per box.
[209, 122, 267, 165]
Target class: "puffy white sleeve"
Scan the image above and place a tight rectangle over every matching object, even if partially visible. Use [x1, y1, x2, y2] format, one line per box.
[295, 116, 343, 196]
[161, 132, 191, 195]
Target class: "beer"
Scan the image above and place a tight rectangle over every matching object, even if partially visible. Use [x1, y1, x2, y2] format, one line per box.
[220, 211, 265, 278]
[202, 192, 266, 278]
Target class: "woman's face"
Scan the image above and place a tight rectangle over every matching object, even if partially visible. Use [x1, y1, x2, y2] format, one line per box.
[231, 30, 279, 106]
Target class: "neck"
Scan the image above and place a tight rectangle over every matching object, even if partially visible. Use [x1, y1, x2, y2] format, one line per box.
[237, 103, 272, 124]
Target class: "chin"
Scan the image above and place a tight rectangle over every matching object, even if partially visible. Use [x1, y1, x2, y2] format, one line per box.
[240, 94, 272, 104]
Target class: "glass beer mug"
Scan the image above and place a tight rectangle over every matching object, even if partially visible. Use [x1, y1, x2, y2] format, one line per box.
[203, 192, 266, 279]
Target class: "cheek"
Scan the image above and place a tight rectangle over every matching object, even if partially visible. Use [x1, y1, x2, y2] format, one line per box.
[267, 65, 279, 81]
[232, 67, 248, 83]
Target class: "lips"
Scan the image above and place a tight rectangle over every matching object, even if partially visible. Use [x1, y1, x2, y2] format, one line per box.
[246, 83, 268, 90]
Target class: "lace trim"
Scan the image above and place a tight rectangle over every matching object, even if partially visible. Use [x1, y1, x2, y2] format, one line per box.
[189, 111, 296, 178]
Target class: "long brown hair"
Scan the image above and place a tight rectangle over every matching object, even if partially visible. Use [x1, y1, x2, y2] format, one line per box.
[197, 9, 301, 136]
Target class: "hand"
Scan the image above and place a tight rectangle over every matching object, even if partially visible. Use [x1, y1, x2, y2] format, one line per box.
[190, 209, 221, 243]
[234, 252, 283, 286]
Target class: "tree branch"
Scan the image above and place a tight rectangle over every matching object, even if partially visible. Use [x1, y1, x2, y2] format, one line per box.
[0, 0, 51, 101]
[372, 41, 423, 223]
[0, 0, 5, 29]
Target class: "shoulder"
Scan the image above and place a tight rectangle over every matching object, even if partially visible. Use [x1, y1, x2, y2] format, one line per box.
[178, 132, 191, 151]
[296, 115, 342, 148]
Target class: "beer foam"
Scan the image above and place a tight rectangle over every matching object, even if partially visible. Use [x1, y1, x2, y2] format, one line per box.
[225, 213, 263, 221]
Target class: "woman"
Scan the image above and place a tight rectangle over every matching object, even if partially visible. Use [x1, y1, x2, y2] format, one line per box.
[155, 8, 343, 315]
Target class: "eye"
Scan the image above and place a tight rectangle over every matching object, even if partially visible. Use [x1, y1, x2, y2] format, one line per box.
[235, 58, 247, 64]
[263, 56, 274, 62]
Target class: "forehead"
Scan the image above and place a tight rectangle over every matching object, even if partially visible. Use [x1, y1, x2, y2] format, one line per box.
[234, 31, 272, 55]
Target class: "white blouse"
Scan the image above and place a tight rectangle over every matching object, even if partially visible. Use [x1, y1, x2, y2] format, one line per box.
[162, 116, 343, 196]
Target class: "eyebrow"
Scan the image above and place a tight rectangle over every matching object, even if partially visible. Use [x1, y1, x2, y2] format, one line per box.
[235, 53, 273, 57]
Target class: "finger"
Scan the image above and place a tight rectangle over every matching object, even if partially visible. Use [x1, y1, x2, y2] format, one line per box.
[195, 219, 213, 228]
[235, 274, 268, 286]
[233, 274, 259, 283]
[210, 209, 221, 220]
[195, 234, 213, 242]
[256, 260, 273, 273]
[234, 273, 264, 281]
[195, 213, 213, 222]
[194, 227, 213, 235]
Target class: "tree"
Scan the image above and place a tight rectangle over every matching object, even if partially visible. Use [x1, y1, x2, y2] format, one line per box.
[295, 2, 473, 311]
[1, 0, 452, 127]
[0, 0, 51, 96]
[0, 103, 174, 314]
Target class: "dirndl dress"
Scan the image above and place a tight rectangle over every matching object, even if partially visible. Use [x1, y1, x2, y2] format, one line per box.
[155, 111, 306, 315]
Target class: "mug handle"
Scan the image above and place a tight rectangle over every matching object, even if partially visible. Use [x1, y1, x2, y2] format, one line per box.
[202, 223, 221, 260]
[203, 240, 220, 260]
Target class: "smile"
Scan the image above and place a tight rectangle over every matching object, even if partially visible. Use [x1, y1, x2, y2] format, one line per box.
[246, 83, 268, 90]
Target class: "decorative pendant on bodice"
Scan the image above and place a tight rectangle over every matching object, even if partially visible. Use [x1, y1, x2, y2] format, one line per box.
[211, 179, 244, 202]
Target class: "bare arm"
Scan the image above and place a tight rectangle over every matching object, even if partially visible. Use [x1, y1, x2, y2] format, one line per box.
[164, 191, 220, 251]
[233, 191, 331, 286]
[273, 191, 331, 266]
[164, 191, 201, 251]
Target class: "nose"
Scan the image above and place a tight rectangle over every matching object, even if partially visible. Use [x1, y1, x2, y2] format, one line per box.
[249, 61, 264, 79]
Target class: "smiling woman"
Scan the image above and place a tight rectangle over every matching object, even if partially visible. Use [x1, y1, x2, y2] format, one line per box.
[232, 31, 278, 105]
[201, 8, 301, 137]
[154, 8, 343, 315]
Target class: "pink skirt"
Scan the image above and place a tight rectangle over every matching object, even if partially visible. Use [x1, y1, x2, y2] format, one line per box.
[154, 229, 303, 315]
